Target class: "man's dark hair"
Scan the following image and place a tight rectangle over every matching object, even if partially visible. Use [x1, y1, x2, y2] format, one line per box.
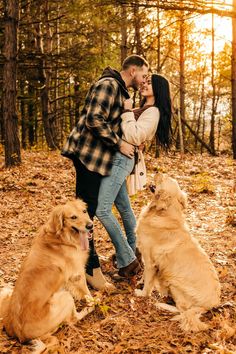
[122, 55, 149, 70]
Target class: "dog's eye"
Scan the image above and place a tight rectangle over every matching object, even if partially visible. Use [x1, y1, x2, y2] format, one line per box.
[71, 215, 77, 220]
[83, 210, 87, 214]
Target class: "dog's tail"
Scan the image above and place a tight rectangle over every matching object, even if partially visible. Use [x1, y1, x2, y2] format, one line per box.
[172, 307, 208, 332]
[0, 286, 13, 319]
[156, 302, 208, 332]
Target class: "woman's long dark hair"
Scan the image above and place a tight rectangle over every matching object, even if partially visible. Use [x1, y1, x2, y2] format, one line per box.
[141, 74, 172, 148]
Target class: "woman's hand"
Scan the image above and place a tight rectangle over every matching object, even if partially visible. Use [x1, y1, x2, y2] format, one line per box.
[124, 98, 133, 110]
[138, 143, 145, 151]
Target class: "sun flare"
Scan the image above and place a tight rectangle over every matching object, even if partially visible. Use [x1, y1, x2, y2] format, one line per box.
[196, 13, 232, 53]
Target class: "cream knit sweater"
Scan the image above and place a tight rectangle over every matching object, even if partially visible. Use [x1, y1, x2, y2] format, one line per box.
[121, 106, 160, 195]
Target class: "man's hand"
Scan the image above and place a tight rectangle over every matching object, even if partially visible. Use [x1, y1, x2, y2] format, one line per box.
[119, 140, 135, 158]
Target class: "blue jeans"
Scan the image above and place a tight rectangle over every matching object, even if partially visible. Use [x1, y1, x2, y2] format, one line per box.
[96, 152, 136, 268]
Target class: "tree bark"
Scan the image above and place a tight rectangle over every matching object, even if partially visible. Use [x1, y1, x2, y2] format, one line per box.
[34, 15, 56, 150]
[3, 0, 21, 166]
[178, 109, 184, 154]
[74, 78, 80, 126]
[209, 12, 216, 155]
[120, 4, 128, 64]
[133, 0, 142, 55]
[28, 84, 35, 147]
[156, 0, 161, 72]
[232, 0, 236, 159]
[20, 80, 27, 149]
[179, 9, 185, 150]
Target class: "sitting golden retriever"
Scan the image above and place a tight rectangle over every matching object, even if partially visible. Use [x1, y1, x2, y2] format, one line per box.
[0, 199, 94, 343]
[135, 173, 221, 332]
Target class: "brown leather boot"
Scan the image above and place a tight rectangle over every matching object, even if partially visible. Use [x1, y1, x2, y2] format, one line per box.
[112, 248, 142, 269]
[118, 258, 141, 278]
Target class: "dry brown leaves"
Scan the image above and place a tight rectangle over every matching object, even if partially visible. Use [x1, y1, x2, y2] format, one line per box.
[0, 151, 235, 354]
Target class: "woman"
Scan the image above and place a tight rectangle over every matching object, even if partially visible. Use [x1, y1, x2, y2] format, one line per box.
[96, 74, 172, 278]
[122, 74, 172, 195]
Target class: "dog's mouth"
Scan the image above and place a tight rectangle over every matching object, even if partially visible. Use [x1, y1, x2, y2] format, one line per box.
[71, 227, 90, 251]
[72, 226, 91, 233]
[149, 184, 156, 194]
[72, 226, 80, 233]
[72, 226, 93, 239]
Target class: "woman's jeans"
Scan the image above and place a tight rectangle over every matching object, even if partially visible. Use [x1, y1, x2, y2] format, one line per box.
[96, 152, 137, 269]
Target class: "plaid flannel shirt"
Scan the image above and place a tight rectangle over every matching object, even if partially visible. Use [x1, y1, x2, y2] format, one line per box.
[62, 77, 128, 176]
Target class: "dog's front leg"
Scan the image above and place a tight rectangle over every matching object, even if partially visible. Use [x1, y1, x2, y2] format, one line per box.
[67, 274, 92, 302]
[135, 265, 157, 297]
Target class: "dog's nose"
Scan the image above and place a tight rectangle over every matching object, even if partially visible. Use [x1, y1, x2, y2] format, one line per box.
[86, 222, 93, 231]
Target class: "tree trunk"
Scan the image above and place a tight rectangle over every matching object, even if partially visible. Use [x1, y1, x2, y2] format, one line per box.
[195, 66, 206, 150]
[68, 80, 74, 133]
[3, 0, 21, 166]
[120, 4, 128, 64]
[154, 0, 161, 158]
[209, 12, 216, 155]
[178, 109, 184, 154]
[232, 0, 236, 159]
[133, 0, 142, 55]
[74, 78, 80, 126]
[34, 17, 56, 150]
[201, 107, 206, 154]
[0, 100, 4, 144]
[156, 0, 161, 72]
[179, 9, 185, 151]
[28, 84, 35, 147]
[20, 80, 27, 149]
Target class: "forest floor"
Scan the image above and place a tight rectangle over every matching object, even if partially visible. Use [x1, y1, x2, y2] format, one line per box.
[0, 150, 235, 354]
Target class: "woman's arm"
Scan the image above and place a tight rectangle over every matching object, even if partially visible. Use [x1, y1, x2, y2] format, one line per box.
[121, 107, 159, 146]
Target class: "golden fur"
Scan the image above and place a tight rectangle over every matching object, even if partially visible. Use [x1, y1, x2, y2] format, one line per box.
[135, 173, 221, 332]
[1, 199, 93, 342]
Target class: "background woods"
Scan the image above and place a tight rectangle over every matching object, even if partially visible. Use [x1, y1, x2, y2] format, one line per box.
[0, 0, 236, 166]
[0, 2, 236, 353]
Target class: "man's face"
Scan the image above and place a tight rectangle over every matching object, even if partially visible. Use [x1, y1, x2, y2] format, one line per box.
[130, 65, 149, 91]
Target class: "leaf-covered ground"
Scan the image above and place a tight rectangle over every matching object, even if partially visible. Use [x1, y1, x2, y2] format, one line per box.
[0, 151, 235, 354]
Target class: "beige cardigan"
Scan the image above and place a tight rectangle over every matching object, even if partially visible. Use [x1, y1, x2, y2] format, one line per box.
[121, 106, 160, 195]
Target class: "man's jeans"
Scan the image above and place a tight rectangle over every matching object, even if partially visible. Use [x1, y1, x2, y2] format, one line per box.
[96, 152, 136, 268]
[73, 157, 102, 275]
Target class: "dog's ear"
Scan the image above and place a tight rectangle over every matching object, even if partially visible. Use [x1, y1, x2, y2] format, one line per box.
[177, 191, 187, 210]
[47, 205, 65, 234]
[153, 190, 172, 212]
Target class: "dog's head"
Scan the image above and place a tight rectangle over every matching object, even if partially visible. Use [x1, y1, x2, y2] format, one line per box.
[46, 199, 93, 249]
[149, 173, 187, 212]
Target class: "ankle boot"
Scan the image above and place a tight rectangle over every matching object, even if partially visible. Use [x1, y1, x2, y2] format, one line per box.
[118, 258, 141, 278]
[86, 267, 115, 291]
[112, 248, 142, 269]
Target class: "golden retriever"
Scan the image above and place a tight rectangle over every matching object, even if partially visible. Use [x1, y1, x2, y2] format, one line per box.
[135, 173, 221, 332]
[0, 199, 94, 343]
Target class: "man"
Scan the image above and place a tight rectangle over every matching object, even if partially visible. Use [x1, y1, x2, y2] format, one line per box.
[62, 55, 149, 289]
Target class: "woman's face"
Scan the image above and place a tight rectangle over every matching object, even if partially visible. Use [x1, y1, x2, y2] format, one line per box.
[140, 76, 154, 98]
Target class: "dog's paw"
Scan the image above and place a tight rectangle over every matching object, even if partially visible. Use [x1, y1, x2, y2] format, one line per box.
[134, 289, 146, 297]
[84, 294, 95, 305]
[75, 306, 95, 321]
[156, 302, 179, 313]
[104, 282, 116, 292]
